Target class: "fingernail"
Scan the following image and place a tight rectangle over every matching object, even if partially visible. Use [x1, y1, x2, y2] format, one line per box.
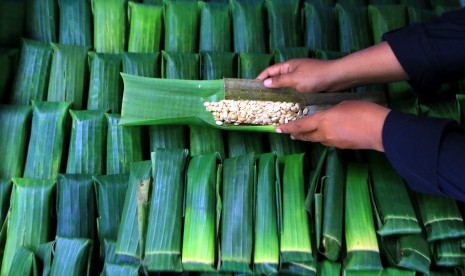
[264, 79, 272, 86]
[276, 128, 282, 133]
[290, 135, 295, 140]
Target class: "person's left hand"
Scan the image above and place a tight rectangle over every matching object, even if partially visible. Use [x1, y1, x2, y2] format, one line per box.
[277, 101, 391, 152]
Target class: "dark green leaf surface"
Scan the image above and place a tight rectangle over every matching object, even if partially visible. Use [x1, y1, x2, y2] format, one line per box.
[368, 5, 407, 44]
[190, 125, 225, 158]
[0, 1, 26, 47]
[25, 0, 58, 42]
[128, 2, 163, 53]
[434, 238, 465, 267]
[336, 4, 373, 52]
[265, 0, 302, 50]
[122, 52, 160, 77]
[268, 133, 307, 156]
[50, 237, 92, 276]
[58, 0, 93, 46]
[92, 0, 127, 53]
[8, 247, 37, 276]
[304, 3, 338, 51]
[164, 0, 199, 53]
[201, 52, 236, 80]
[199, 2, 232, 52]
[274, 47, 310, 63]
[227, 131, 267, 158]
[238, 52, 274, 80]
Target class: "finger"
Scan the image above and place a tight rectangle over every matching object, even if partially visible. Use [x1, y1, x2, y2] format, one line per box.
[263, 74, 297, 88]
[276, 116, 318, 134]
[256, 62, 291, 80]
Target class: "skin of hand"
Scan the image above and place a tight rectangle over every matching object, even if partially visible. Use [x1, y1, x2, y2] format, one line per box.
[276, 101, 391, 152]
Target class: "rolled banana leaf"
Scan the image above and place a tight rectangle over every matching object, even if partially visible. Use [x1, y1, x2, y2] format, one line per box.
[238, 52, 274, 80]
[303, 0, 335, 7]
[116, 161, 152, 260]
[254, 153, 279, 275]
[265, 0, 302, 50]
[144, 0, 162, 4]
[434, 238, 465, 267]
[380, 234, 431, 274]
[190, 125, 225, 158]
[221, 153, 255, 273]
[303, 3, 338, 52]
[101, 263, 140, 276]
[93, 174, 130, 255]
[230, 0, 268, 54]
[344, 163, 383, 273]
[127, 2, 163, 53]
[87, 52, 123, 113]
[199, 2, 231, 52]
[1, 178, 55, 276]
[306, 146, 328, 212]
[122, 52, 160, 77]
[419, 98, 461, 122]
[164, 0, 199, 53]
[227, 131, 267, 158]
[162, 51, 200, 80]
[149, 125, 188, 150]
[106, 114, 143, 174]
[407, 7, 437, 24]
[58, 0, 93, 46]
[66, 109, 107, 175]
[201, 52, 236, 80]
[50, 237, 92, 276]
[0, 1, 25, 47]
[368, 5, 407, 44]
[145, 149, 189, 272]
[0, 179, 12, 231]
[182, 153, 219, 271]
[10, 39, 53, 105]
[56, 174, 95, 239]
[47, 43, 90, 110]
[92, 0, 127, 53]
[8, 246, 38, 276]
[337, 0, 367, 7]
[382, 268, 416, 276]
[268, 133, 307, 156]
[0, 105, 32, 178]
[25, 0, 58, 43]
[368, 152, 422, 236]
[23, 101, 71, 180]
[416, 193, 465, 242]
[335, 4, 373, 53]
[274, 47, 311, 63]
[319, 260, 342, 275]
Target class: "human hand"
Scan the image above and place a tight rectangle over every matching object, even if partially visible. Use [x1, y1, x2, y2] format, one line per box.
[276, 101, 390, 151]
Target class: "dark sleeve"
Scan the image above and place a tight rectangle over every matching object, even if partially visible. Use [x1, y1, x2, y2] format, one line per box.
[383, 8, 465, 94]
[382, 110, 465, 202]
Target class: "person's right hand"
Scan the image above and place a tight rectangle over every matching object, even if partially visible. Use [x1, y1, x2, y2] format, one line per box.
[256, 58, 338, 93]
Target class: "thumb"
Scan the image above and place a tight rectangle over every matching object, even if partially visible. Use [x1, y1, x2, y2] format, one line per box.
[263, 74, 295, 89]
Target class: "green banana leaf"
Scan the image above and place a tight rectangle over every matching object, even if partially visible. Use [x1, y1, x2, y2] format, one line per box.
[401, 0, 431, 9]
[58, 0, 93, 46]
[369, 0, 399, 5]
[368, 152, 422, 236]
[128, 2, 163, 53]
[25, 0, 58, 43]
[268, 133, 307, 156]
[115, 161, 151, 260]
[230, 0, 268, 54]
[145, 149, 189, 272]
[419, 98, 461, 122]
[305, 146, 328, 212]
[319, 260, 342, 275]
[430, 0, 461, 9]
[56, 174, 95, 239]
[149, 125, 188, 150]
[407, 7, 437, 24]
[0, 179, 12, 233]
[382, 268, 416, 276]
[87, 52, 123, 113]
[254, 153, 279, 275]
[91, 0, 127, 53]
[368, 5, 407, 44]
[303, 3, 338, 52]
[50, 237, 92, 276]
[66, 109, 107, 174]
[10, 39, 53, 105]
[274, 47, 311, 63]
[221, 153, 255, 273]
[335, 4, 373, 53]
[0, 105, 32, 178]
[8, 247, 38, 276]
[199, 2, 231, 52]
[337, 0, 367, 7]
[101, 263, 140, 276]
[162, 51, 200, 80]
[0, 49, 16, 102]
[47, 43, 90, 110]
[122, 52, 160, 77]
[143, 0, 162, 3]
[0, 1, 25, 47]
[265, 0, 302, 50]
[315, 49, 347, 60]
[32, 241, 54, 276]
[227, 131, 267, 158]
[190, 125, 225, 158]
[1, 178, 55, 276]
[23, 101, 71, 180]
[238, 52, 274, 80]
[303, 0, 335, 6]
[201, 52, 236, 80]
[106, 114, 143, 174]
[388, 97, 420, 115]
[164, 0, 199, 53]
[434, 238, 465, 266]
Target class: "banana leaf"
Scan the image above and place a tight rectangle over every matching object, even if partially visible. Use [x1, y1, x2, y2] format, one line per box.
[227, 131, 267, 158]
[221, 153, 255, 273]
[164, 0, 199, 53]
[101, 263, 140, 276]
[380, 234, 431, 274]
[190, 125, 225, 158]
[199, 2, 231, 52]
[0, 105, 32, 178]
[25, 0, 58, 43]
[103, 239, 118, 263]
[369, 0, 398, 4]
[344, 163, 383, 273]
[8, 247, 37, 276]
[23, 101, 71, 180]
[254, 153, 279, 275]
[434, 238, 465, 266]
[149, 125, 188, 150]
[265, 0, 302, 50]
[319, 260, 342, 275]
[0, 178, 12, 231]
[0, 49, 17, 102]
[201, 52, 236, 80]
[115, 161, 151, 261]
[162, 51, 200, 80]
[368, 5, 407, 44]
[303, 0, 335, 6]
[122, 52, 160, 77]
[10, 39, 53, 105]
[388, 97, 420, 115]
[106, 114, 143, 174]
[87, 52, 123, 113]
[400, 0, 431, 9]
[274, 47, 311, 63]
[47, 43, 90, 110]
[182, 153, 219, 271]
[368, 152, 422, 236]
[66, 109, 107, 174]
[238, 52, 274, 80]
[1, 178, 55, 276]
[306, 146, 328, 212]
[304, 3, 338, 52]
[315, 49, 347, 60]
[335, 4, 373, 53]
[145, 149, 189, 272]
[407, 7, 437, 24]
[230, 0, 268, 54]
[430, 0, 461, 9]
[93, 174, 130, 256]
[416, 193, 465, 242]
[268, 133, 307, 156]
[0, 1, 25, 47]
[56, 174, 95, 239]
[419, 98, 461, 122]
[50, 237, 92, 276]
[91, 0, 127, 53]
[382, 268, 416, 276]
[32, 241, 54, 276]
[127, 2, 163, 53]
[58, 0, 93, 46]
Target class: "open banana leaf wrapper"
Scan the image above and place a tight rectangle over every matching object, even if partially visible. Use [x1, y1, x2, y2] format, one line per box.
[120, 74, 385, 132]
